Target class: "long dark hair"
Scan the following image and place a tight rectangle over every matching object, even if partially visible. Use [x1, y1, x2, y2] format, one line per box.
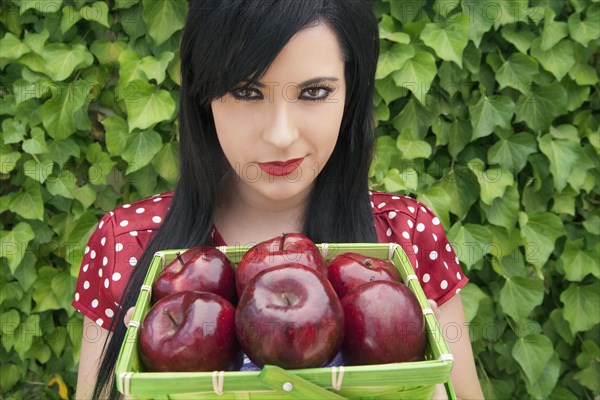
[94, 1, 379, 398]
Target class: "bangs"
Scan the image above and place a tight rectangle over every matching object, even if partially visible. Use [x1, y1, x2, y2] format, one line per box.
[183, 0, 329, 105]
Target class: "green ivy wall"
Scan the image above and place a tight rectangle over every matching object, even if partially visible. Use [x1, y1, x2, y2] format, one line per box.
[1, 0, 598, 399]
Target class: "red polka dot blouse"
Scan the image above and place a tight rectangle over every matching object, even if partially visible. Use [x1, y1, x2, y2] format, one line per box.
[72, 191, 468, 330]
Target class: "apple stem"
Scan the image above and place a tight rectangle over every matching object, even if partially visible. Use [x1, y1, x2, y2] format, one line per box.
[281, 293, 292, 306]
[176, 252, 184, 267]
[163, 308, 179, 328]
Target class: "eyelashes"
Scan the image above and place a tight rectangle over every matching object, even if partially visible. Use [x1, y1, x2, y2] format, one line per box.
[229, 83, 336, 102]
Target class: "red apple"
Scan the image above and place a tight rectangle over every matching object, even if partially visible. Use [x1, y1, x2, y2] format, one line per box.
[235, 233, 326, 297]
[139, 291, 243, 372]
[341, 281, 426, 365]
[235, 264, 343, 369]
[327, 252, 401, 298]
[152, 246, 236, 304]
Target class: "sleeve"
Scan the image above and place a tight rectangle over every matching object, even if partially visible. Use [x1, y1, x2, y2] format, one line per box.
[412, 203, 468, 306]
[72, 212, 118, 330]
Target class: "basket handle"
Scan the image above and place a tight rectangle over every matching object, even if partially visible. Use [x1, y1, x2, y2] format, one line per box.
[258, 365, 347, 399]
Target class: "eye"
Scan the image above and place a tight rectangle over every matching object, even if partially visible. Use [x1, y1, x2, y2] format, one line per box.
[231, 87, 263, 101]
[300, 85, 333, 101]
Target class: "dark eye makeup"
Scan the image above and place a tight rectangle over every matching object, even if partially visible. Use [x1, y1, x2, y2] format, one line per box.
[230, 82, 336, 102]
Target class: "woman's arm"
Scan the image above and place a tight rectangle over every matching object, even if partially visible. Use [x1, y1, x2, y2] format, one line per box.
[436, 294, 484, 399]
[76, 317, 112, 400]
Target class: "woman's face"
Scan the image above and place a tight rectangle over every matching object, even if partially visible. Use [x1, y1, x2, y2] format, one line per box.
[211, 23, 346, 206]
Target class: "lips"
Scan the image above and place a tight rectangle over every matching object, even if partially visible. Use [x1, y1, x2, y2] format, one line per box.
[258, 157, 304, 177]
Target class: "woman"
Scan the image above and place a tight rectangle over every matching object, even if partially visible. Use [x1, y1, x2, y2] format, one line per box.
[73, 1, 483, 398]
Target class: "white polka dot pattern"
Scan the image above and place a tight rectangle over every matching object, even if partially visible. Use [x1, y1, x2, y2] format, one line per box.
[72, 191, 467, 332]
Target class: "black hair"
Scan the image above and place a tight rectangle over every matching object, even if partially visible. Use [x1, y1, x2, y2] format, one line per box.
[93, 1, 379, 398]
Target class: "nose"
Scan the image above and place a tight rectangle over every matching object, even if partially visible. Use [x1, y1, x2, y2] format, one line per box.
[261, 101, 299, 150]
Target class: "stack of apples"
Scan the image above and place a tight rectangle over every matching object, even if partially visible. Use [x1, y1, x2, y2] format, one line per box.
[138, 234, 426, 372]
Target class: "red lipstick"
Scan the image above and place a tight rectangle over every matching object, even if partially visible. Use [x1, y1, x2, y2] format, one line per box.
[258, 157, 304, 177]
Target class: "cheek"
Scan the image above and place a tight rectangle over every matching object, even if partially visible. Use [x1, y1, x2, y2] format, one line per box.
[212, 102, 258, 157]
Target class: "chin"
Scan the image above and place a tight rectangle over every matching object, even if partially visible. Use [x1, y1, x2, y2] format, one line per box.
[254, 178, 314, 203]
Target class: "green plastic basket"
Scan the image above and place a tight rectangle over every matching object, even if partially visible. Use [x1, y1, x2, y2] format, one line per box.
[116, 243, 456, 399]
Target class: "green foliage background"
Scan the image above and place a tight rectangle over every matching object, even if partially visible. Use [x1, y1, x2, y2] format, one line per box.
[0, 0, 598, 398]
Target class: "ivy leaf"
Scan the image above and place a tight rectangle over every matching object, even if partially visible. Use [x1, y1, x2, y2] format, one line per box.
[391, 97, 435, 140]
[447, 119, 472, 159]
[568, 11, 600, 46]
[101, 115, 132, 157]
[152, 142, 180, 184]
[0, 32, 30, 60]
[22, 127, 48, 155]
[383, 167, 418, 193]
[391, 51, 437, 104]
[141, 0, 186, 46]
[46, 170, 77, 199]
[61, 5, 82, 34]
[559, 239, 600, 281]
[549, 309, 575, 345]
[86, 143, 117, 185]
[40, 44, 94, 82]
[501, 24, 536, 53]
[121, 129, 163, 173]
[529, 38, 576, 81]
[12, 314, 42, 360]
[80, 1, 110, 28]
[396, 130, 432, 159]
[438, 166, 479, 220]
[45, 138, 80, 168]
[495, 53, 538, 91]
[515, 84, 567, 133]
[378, 15, 411, 43]
[525, 352, 561, 399]
[50, 269, 75, 312]
[369, 135, 396, 180]
[9, 178, 44, 221]
[417, 184, 452, 229]
[0, 144, 21, 173]
[446, 222, 490, 269]
[469, 94, 515, 139]
[568, 63, 599, 86]
[487, 132, 537, 173]
[90, 40, 127, 65]
[512, 335, 554, 383]
[139, 52, 175, 84]
[518, 211, 564, 269]
[0, 222, 35, 273]
[375, 76, 406, 105]
[468, 162, 514, 205]
[0, 363, 21, 392]
[32, 266, 61, 312]
[124, 80, 176, 131]
[486, 0, 528, 28]
[39, 82, 90, 139]
[420, 14, 469, 67]
[459, 283, 489, 323]
[499, 276, 545, 321]
[481, 184, 519, 231]
[560, 282, 600, 335]
[540, 9, 568, 51]
[2, 119, 27, 144]
[376, 44, 414, 80]
[538, 134, 581, 192]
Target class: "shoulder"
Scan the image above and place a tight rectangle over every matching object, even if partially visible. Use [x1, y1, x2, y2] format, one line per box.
[369, 190, 428, 221]
[103, 192, 174, 238]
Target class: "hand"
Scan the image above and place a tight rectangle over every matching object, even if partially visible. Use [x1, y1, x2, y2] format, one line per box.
[428, 299, 449, 400]
[124, 307, 134, 327]
[428, 298, 440, 319]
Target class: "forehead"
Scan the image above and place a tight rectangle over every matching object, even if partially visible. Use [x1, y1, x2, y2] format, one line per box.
[259, 23, 345, 83]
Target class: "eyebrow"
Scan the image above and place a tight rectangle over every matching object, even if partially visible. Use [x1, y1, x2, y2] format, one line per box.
[246, 76, 339, 88]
